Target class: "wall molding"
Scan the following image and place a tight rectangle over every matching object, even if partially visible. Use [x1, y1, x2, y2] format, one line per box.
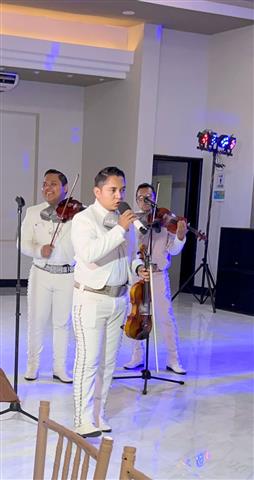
[2, 35, 134, 79]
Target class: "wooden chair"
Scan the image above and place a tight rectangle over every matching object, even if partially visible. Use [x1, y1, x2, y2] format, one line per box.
[33, 400, 113, 480]
[119, 446, 152, 480]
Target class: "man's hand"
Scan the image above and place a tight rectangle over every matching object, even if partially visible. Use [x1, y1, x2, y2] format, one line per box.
[118, 209, 137, 231]
[41, 244, 54, 258]
[176, 220, 187, 241]
[137, 265, 150, 282]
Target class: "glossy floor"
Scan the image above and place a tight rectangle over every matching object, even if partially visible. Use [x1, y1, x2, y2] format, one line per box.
[0, 292, 253, 479]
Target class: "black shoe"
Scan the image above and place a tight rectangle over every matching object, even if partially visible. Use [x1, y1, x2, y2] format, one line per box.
[24, 375, 38, 381]
[166, 364, 187, 375]
[78, 430, 102, 438]
[53, 374, 73, 384]
[123, 362, 144, 370]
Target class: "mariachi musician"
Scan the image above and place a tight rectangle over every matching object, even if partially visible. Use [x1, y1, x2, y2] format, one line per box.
[123, 182, 187, 375]
[21, 169, 83, 383]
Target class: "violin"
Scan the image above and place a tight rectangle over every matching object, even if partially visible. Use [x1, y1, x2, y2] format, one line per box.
[56, 197, 85, 222]
[50, 173, 85, 247]
[148, 207, 206, 241]
[124, 251, 152, 340]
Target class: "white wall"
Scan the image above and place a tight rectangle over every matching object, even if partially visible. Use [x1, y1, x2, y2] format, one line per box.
[203, 25, 254, 280]
[81, 26, 144, 206]
[153, 26, 254, 284]
[0, 80, 84, 278]
[82, 24, 162, 208]
[155, 29, 209, 157]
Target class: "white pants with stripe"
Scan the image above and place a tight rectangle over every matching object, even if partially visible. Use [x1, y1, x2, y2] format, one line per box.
[27, 265, 73, 371]
[72, 288, 128, 428]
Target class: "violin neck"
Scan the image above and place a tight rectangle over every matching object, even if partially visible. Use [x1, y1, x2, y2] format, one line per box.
[187, 225, 206, 241]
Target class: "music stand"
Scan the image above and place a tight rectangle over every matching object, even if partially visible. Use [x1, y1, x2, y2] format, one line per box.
[114, 202, 184, 394]
[0, 196, 37, 421]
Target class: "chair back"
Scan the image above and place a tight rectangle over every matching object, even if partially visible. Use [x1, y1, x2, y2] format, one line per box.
[119, 446, 152, 480]
[33, 400, 113, 480]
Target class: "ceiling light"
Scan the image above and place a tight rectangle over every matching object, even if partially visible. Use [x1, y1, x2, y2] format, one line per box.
[34, 71, 40, 75]
[122, 10, 135, 15]
[67, 74, 73, 78]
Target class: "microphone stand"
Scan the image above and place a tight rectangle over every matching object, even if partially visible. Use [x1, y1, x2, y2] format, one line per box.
[114, 198, 184, 394]
[0, 197, 37, 421]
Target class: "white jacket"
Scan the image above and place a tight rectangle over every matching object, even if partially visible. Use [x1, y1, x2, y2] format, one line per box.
[71, 200, 142, 289]
[21, 202, 75, 268]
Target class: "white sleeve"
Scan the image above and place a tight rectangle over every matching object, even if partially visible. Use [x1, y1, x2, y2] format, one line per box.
[20, 208, 43, 259]
[166, 232, 186, 256]
[71, 213, 126, 263]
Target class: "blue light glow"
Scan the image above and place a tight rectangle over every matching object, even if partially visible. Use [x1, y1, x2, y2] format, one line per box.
[71, 127, 80, 144]
[44, 42, 60, 71]
[22, 152, 30, 170]
[156, 25, 163, 42]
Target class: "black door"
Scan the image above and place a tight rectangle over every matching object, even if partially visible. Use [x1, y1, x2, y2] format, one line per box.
[153, 155, 203, 293]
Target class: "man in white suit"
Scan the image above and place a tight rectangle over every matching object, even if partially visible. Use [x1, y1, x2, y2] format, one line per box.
[71, 166, 149, 438]
[21, 169, 74, 383]
[123, 183, 187, 374]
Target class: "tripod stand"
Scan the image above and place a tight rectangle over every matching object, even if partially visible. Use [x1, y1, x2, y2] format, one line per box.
[172, 150, 217, 313]
[114, 209, 184, 394]
[0, 196, 37, 421]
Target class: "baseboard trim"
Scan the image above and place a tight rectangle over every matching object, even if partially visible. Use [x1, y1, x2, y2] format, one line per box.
[0, 279, 28, 287]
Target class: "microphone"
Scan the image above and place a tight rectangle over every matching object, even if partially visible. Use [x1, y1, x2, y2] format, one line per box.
[15, 196, 25, 208]
[144, 197, 157, 208]
[118, 202, 148, 234]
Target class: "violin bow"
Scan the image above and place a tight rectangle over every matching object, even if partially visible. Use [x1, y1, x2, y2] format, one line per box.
[149, 182, 160, 373]
[50, 173, 80, 247]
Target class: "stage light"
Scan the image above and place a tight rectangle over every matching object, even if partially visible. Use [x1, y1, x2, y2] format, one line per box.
[197, 130, 236, 156]
[197, 130, 218, 152]
[217, 134, 236, 155]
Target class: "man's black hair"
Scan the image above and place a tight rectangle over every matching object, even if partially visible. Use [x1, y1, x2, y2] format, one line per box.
[136, 183, 156, 196]
[44, 169, 68, 186]
[94, 166, 125, 187]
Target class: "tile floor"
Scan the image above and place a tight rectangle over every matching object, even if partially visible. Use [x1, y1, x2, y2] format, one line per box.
[0, 292, 253, 479]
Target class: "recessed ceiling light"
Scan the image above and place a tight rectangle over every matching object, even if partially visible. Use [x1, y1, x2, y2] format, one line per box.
[34, 71, 40, 75]
[122, 10, 135, 15]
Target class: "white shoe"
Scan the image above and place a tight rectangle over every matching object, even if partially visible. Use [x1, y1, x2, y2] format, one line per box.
[166, 363, 187, 375]
[123, 358, 144, 370]
[53, 370, 73, 383]
[24, 366, 38, 381]
[75, 422, 102, 438]
[97, 416, 112, 433]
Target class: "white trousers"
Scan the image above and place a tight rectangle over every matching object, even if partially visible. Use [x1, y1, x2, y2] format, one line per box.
[130, 270, 180, 365]
[72, 288, 128, 428]
[27, 265, 73, 371]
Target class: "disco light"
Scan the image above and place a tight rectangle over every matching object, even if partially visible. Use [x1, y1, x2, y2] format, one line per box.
[197, 130, 236, 156]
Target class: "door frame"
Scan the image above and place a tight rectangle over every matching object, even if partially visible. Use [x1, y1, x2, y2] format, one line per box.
[153, 154, 203, 292]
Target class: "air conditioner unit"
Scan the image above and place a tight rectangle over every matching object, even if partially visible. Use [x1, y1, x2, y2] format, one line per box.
[0, 72, 19, 92]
